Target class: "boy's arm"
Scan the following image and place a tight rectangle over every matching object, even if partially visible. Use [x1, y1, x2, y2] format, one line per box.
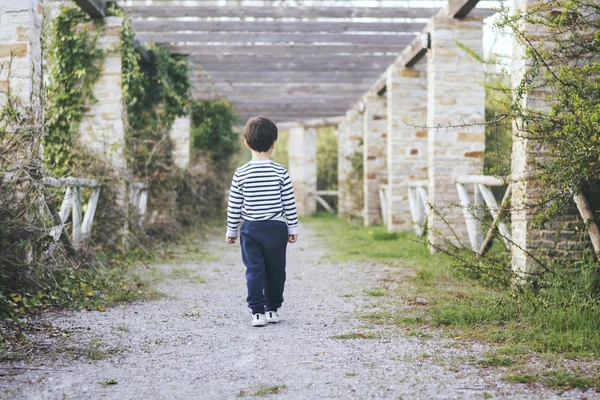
[281, 170, 299, 236]
[226, 172, 243, 238]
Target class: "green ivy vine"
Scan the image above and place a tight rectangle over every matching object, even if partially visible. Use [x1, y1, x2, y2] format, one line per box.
[191, 99, 239, 165]
[44, 6, 105, 176]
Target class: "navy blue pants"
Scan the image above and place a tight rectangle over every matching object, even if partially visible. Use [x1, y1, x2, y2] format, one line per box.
[240, 220, 288, 314]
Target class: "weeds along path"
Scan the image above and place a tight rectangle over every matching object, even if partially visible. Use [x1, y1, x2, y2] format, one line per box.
[0, 222, 590, 399]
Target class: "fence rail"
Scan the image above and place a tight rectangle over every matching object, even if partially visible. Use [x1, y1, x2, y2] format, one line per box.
[379, 184, 389, 226]
[131, 182, 150, 227]
[310, 190, 337, 214]
[455, 175, 511, 255]
[407, 180, 428, 237]
[44, 177, 100, 249]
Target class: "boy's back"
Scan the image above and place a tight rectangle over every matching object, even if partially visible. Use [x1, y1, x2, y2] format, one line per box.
[227, 160, 298, 236]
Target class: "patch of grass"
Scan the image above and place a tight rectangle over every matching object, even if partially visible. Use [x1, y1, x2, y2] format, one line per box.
[505, 374, 538, 384]
[182, 311, 201, 318]
[407, 330, 433, 340]
[478, 356, 516, 367]
[504, 368, 600, 390]
[362, 311, 391, 323]
[303, 215, 441, 265]
[330, 332, 379, 340]
[170, 267, 206, 283]
[238, 385, 287, 397]
[542, 369, 598, 390]
[363, 287, 387, 297]
[114, 324, 129, 333]
[98, 379, 118, 387]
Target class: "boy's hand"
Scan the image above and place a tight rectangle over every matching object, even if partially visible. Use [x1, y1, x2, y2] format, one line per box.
[288, 234, 298, 244]
[226, 237, 237, 244]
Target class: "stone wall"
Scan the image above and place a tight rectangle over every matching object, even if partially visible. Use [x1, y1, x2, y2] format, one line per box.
[76, 16, 126, 173]
[426, 16, 486, 250]
[386, 60, 428, 232]
[363, 93, 387, 226]
[170, 116, 191, 169]
[337, 109, 364, 219]
[0, 0, 44, 108]
[288, 125, 317, 217]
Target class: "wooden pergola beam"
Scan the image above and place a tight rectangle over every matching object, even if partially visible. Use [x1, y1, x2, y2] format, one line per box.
[447, 0, 482, 18]
[170, 45, 404, 57]
[132, 20, 426, 34]
[190, 57, 396, 71]
[136, 32, 418, 46]
[73, 0, 154, 65]
[192, 73, 375, 83]
[367, 31, 430, 96]
[74, 0, 105, 18]
[126, 6, 440, 19]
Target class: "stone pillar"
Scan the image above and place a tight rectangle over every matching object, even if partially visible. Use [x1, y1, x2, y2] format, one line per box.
[0, 0, 44, 108]
[509, 0, 587, 277]
[337, 109, 364, 219]
[386, 60, 428, 232]
[363, 93, 387, 226]
[170, 116, 191, 169]
[76, 17, 126, 173]
[426, 16, 486, 250]
[288, 124, 317, 217]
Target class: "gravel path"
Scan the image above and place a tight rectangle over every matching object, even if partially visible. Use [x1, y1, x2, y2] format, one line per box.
[1, 223, 596, 399]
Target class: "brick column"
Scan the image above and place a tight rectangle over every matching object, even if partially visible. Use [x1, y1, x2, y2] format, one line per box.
[363, 93, 387, 226]
[170, 116, 191, 169]
[337, 109, 364, 219]
[386, 60, 428, 232]
[0, 0, 44, 108]
[426, 16, 486, 250]
[77, 17, 126, 173]
[288, 124, 317, 217]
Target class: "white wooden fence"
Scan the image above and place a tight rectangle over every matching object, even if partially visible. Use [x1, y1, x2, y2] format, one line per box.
[131, 182, 150, 227]
[44, 178, 150, 249]
[407, 180, 428, 237]
[455, 175, 511, 255]
[379, 184, 389, 226]
[310, 190, 337, 214]
[43, 177, 100, 249]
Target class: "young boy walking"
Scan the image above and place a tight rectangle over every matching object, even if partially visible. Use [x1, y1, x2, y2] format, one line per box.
[226, 116, 299, 327]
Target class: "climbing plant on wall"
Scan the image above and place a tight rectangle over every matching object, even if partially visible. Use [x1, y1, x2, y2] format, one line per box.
[44, 7, 105, 176]
[108, 2, 192, 181]
[190, 99, 239, 165]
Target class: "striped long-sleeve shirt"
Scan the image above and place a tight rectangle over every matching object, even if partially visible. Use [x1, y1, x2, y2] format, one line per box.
[226, 160, 299, 237]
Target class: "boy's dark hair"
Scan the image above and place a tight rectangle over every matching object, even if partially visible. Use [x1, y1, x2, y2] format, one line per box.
[243, 116, 278, 153]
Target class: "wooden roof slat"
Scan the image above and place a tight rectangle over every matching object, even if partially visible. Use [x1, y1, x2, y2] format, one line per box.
[169, 44, 404, 56]
[131, 20, 426, 34]
[126, 5, 438, 19]
[191, 71, 377, 82]
[136, 32, 417, 46]
[190, 55, 397, 70]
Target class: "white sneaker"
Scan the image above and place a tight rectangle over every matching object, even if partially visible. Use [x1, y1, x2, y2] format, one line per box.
[266, 310, 280, 323]
[252, 313, 267, 327]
